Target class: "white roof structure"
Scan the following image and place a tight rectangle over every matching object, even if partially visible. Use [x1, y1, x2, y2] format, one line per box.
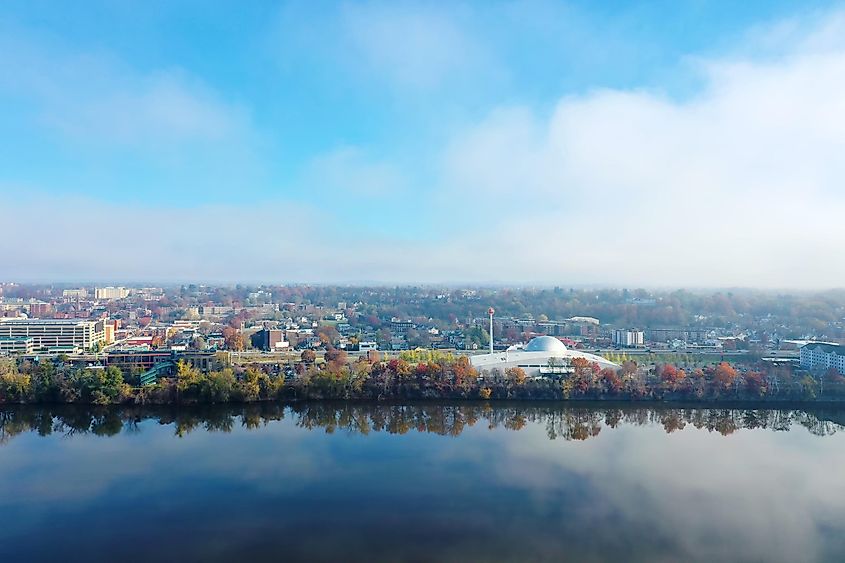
[471, 335, 619, 378]
[523, 335, 568, 353]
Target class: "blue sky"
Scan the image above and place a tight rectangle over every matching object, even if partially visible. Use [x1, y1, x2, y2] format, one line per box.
[2, 1, 845, 286]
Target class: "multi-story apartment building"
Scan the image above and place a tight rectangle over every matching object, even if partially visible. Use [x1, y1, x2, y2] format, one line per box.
[28, 301, 52, 317]
[0, 318, 105, 352]
[95, 286, 130, 300]
[613, 329, 645, 348]
[800, 342, 845, 374]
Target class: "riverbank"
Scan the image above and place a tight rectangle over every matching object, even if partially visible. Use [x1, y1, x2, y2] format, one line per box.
[2, 354, 842, 406]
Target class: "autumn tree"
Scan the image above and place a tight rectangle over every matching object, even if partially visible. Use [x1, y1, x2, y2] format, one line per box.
[660, 364, 686, 389]
[744, 371, 766, 397]
[325, 348, 349, 373]
[713, 362, 738, 391]
[317, 325, 340, 347]
[505, 367, 527, 386]
[222, 326, 244, 351]
[599, 368, 622, 394]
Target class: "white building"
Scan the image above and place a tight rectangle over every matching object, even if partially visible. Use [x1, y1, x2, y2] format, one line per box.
[0, 318, 105, 352]
[613, 329, 644, 348]
[568, 316, 600, 325]
[95, 286, 130, 300]
[0, 337, 34, 355]
[800, 342, 845, 374]
[62, 288, 88, 299]
[471, 335, 619, 378]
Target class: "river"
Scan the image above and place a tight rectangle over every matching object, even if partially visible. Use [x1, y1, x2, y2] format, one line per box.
[1, 402, 844, 562]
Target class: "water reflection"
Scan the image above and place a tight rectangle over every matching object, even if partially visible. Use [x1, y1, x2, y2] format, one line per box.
[2, 402, 845, 446]
[2, 402, 845, 562]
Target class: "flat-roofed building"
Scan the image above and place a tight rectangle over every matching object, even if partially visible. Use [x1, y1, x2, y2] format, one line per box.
[251, 329, 288, 351]
[28, 301, 52, 317]
[613, 329, 645, 348]
[0, 318, 105, 352]
[95, 286, 130, 300]
[0, 337, 34, 355]
[103, 322, 116, 344]
[62, 288, 88, 299]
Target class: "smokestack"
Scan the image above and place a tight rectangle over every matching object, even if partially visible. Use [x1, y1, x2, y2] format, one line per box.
[488, 307, 495, 355]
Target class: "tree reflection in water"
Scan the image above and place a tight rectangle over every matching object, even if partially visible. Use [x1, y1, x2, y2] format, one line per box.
[1, 402, 844, 446]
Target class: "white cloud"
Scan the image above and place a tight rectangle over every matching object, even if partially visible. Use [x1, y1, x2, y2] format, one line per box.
[437, 18, 845, 287]
[5, 10, 845, 287]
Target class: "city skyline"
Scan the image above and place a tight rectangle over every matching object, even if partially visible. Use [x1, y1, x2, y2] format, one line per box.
[2, 1, 845, 287]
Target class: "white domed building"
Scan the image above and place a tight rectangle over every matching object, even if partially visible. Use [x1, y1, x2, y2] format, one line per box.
[471, 335, 619, 378]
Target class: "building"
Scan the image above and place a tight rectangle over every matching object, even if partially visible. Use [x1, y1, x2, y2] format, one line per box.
[0, 318, 106, 352]
[28, 301, 52, 317]
[613, 329, 644, 348]
[95, 286, 130, 300]
[104, 349, 220, 372]
[568, 316, 600, 325]
[800, 342, 845, 374]
[358, 341, 378, 352]
[390, 319, 415, 335]
[471, 335, 619, 379]
[251, 329, 289, 351]
[62, 288, 88, 299]
[103, 321, 116, 345]
[0, 337, 35, 355]
[645, 328, 711, 344]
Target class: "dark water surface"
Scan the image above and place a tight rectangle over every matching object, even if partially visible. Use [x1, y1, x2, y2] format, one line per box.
[2, 402, 845, 562]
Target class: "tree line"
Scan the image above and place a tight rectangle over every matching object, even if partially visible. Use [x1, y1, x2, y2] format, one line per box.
[2, 353, 844, 405]
[2, 403, 844, 448]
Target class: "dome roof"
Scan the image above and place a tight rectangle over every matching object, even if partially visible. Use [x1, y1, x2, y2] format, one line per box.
[524, 336, 567, 353]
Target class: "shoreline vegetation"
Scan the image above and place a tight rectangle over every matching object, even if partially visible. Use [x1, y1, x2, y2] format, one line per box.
[2, 403, 845, 447]
[1, 349, 844, 406]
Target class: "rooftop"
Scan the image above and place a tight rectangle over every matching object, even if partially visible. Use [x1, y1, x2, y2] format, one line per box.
[802, 342, 845, 356]
[524, 336, 568, 353]
[0, 318, 97, 325]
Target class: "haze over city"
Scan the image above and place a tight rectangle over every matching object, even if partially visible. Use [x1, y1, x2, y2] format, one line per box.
[2, 0, 845, 286]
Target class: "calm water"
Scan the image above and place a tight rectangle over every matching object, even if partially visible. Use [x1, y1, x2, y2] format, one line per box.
[2, 402, 845, 563]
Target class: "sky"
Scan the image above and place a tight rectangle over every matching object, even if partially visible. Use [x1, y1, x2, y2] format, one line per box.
[1, 0, 845, 287]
